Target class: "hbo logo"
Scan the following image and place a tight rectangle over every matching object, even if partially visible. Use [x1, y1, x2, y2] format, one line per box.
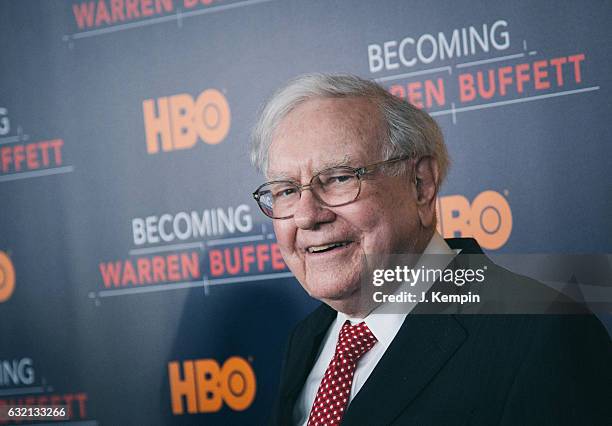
[143, 89, 230, 154]
[168, 356, 256, 414]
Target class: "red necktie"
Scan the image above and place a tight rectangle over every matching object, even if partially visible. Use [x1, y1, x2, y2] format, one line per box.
[307, 320, 377, 426]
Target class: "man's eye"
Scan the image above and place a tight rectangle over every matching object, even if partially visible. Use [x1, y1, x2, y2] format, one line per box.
[325, 175, 354, 185]
[273, 187, 297, 198]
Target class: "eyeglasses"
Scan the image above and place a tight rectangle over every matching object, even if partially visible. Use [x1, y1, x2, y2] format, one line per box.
[252, 155, 412, 219]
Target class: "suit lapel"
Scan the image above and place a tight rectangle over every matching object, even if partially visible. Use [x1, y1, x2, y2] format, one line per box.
[277, 304, 336, 423]
[341, 314, 467, 425]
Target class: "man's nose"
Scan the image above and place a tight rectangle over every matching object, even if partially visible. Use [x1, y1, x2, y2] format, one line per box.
[292, 190, 335, 230]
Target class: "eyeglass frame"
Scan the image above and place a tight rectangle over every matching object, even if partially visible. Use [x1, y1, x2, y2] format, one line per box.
[252, 154, 414, 219]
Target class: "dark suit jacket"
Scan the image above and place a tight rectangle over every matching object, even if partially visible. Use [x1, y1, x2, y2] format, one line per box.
[270, 238, 611, 425]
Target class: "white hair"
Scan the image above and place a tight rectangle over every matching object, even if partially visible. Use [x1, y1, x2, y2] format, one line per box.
[250, 73, 449, 184]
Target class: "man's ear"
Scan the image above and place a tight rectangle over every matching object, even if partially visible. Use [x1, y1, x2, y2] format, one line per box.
[414, 156, 439, 227]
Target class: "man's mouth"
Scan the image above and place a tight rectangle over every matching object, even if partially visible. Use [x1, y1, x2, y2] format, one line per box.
[306, 241, 352, 254]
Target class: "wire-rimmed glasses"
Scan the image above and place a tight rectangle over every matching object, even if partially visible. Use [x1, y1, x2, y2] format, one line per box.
[252, 155, 412, 219]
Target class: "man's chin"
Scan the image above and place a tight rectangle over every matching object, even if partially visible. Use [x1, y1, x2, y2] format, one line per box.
[303, 280, 361, 303]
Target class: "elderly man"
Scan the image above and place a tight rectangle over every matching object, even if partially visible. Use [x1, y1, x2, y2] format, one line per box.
[250, 74, 610, 426]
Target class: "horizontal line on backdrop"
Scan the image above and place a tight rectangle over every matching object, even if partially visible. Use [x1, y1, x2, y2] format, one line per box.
[207, 271, 294, 286]
[20, 422, 98, 426]
[129, 241, 204, 256]
[0, 166, 74, 183]
[455, 53, 526, 68]
[206, 235, 265, 246]
[66, 0, 276, 40]
[374, 66, 452, 82]
[0, 386, 45, 396]
[0, 135, 27, 145]
[99, 280, 206, 297]
[97, 272, 294, 297]
[429, 86, 600, 117]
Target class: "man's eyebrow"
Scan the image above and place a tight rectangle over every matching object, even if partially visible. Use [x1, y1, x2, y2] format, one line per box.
[266, 171, 295, 181]
[267, 155, 353, 181]
[312, 155, 352, 174]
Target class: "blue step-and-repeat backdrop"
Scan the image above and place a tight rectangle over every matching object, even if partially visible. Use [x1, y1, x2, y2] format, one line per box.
[1, 1, 610, 424]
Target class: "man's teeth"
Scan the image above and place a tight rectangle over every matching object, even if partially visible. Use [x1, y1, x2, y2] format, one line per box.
[307, 242, 349, 253]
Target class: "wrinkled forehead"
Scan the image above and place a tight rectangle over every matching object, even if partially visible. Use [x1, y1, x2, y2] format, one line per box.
[267, 97, 384, 180]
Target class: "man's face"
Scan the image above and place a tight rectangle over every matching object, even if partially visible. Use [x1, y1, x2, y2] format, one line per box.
[267, 97, 424, 311]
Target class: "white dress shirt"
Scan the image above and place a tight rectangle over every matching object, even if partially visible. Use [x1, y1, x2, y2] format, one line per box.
[293, 232, 458, 425]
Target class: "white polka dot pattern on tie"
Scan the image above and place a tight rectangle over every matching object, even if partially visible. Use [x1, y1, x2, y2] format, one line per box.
[307, 321, 377, 426]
